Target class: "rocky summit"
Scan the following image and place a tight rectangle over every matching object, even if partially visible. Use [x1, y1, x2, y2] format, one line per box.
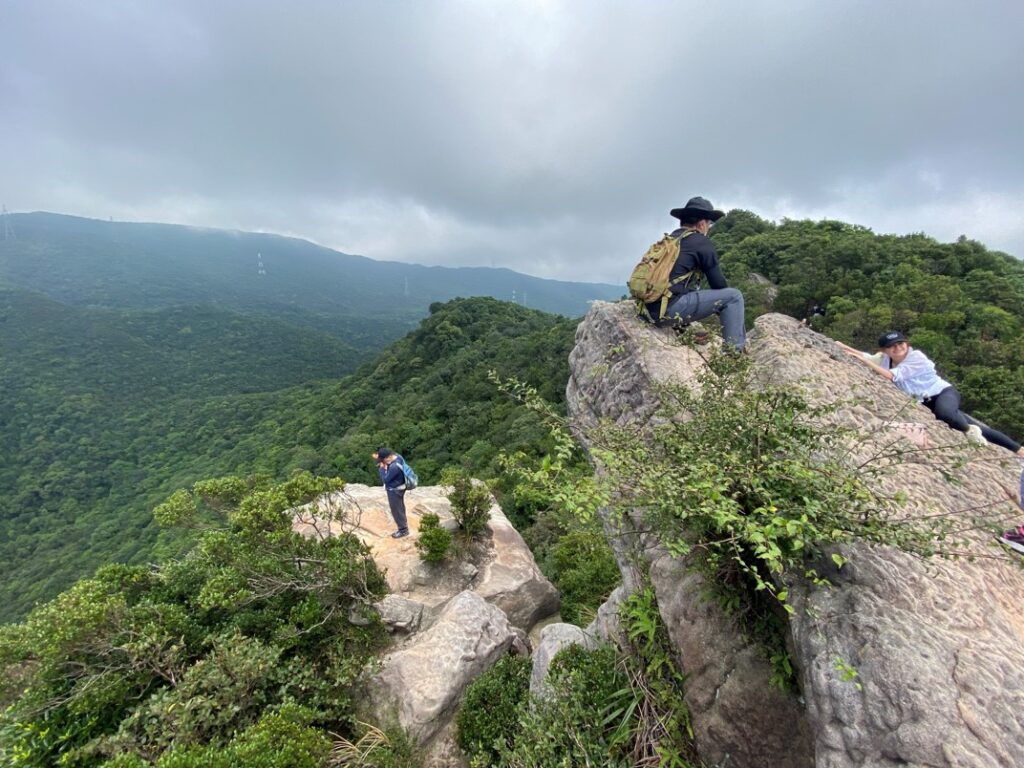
[567, 301, 1024, 768]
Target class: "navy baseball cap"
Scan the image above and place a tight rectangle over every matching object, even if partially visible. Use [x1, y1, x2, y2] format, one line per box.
[877, 331, 908, 348]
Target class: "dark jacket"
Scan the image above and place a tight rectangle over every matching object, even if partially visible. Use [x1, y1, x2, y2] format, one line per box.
[380, 459, 406, 493]
[645, 229, 729, 320]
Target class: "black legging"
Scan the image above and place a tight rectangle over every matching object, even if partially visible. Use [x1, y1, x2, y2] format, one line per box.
[923, 386, 1022, 452]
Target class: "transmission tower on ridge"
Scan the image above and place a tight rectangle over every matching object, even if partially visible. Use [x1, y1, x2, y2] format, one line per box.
[257, 252, 266, 276]
[1, 206, 13, 241]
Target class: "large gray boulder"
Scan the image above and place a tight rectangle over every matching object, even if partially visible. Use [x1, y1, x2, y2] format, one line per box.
[474, 503, 561, 631]
[368, 590, 517, 745]
[566, 301, 1024, 768]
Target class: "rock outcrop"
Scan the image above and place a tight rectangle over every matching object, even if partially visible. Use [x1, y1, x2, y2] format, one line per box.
[568, 301, 1024, 768]
[370, 591, 517, 747]
[529, 622, 595, 698]
[294, 484, 558, 767]
[294, 483, 558, 633]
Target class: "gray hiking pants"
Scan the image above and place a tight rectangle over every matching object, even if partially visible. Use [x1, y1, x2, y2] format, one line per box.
[661, 287, 747, 351]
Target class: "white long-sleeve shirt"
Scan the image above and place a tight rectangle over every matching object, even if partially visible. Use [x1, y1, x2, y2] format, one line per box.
[873, 349, 951, 401]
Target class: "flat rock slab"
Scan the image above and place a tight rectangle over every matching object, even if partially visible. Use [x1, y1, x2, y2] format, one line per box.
[294, 484, 558, 632]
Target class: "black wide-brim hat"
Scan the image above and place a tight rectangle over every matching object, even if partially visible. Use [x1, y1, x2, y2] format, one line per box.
[671, 196, 725, 222]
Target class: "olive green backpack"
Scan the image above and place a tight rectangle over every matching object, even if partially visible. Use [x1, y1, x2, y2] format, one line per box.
[627, 230, 695, 320]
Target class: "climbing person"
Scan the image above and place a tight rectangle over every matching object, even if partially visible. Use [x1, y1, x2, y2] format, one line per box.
[631, 196, 747, 352]
[837, 331, 1024, 456]
[375, 447, 410, 538]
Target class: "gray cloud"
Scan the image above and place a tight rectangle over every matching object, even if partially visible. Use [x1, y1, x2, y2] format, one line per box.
[3, 0, 1023, 282]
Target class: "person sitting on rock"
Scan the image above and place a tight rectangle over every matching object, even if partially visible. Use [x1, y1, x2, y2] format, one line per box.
[375, 447, 410, 538]
[838, 331, 1024, 456]
[640, 196, 747, 352]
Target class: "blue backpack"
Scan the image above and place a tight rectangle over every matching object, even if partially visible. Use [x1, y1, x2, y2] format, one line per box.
[398, 458, 419, 491]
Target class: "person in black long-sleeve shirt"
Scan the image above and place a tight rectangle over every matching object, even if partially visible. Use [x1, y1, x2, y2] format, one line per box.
[644, 196, 746, 351]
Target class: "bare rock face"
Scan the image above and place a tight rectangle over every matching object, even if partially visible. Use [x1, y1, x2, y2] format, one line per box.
[368, 590, 516, 745]
[751, 313, 1024, 768]
[474, 504, 561, 631]
[584, 584, 630, 648]
[294, 484, 558, 632]
[566, 301, 1024, 768]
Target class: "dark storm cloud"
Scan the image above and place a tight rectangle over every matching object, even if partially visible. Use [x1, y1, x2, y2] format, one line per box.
[2, 0, 1022, 281]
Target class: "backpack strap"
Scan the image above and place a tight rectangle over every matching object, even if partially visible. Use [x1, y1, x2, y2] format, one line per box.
[642, 230, 698, 323]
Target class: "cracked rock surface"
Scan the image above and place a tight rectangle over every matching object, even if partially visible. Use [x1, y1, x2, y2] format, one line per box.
[568, 301, 1024, 768]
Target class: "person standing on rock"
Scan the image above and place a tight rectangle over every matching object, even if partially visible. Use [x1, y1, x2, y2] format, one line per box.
[838, 331, 1024, 456]
[376, 447, 410, 538]
[638, 196, 747, 352]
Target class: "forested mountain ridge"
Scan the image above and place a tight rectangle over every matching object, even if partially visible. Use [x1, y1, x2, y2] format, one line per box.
[3, 208, 1023, 625]
[0, 296, 577, 622]
[0, 287, 367, 400]
[0, 212, 622, 343]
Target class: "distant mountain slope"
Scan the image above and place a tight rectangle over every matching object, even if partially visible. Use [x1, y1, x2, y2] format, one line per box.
[0, 287, 367, 401]
[0, 212, 622, 342]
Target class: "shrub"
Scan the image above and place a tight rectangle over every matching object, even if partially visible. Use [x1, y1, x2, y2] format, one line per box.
[455, 655, 531, 765]
[546, 529, 620, 626]
[441, 468, 492, 537]
[0, 472, 388, 767]
[415, 514, 452, 564]
[497, 645, 633, 768]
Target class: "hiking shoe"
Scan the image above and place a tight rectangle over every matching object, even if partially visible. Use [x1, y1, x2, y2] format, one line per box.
[998, 527, 1024, 555]
[391, 529, 410, 539]
[966, 424, 986, 446]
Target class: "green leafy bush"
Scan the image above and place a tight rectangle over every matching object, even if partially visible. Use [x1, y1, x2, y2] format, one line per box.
[441, 468, 492, 537]
[415, 513, 452, 564]
[497, 645, 634, 767]
[545, 529, 620, 626]
[0, 472, 387, 767]
[455, 655, 531, 765]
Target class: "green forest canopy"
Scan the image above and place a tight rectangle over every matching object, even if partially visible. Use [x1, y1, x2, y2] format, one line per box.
[0, 297, 577, 621]
[2, 209, 1023, 623]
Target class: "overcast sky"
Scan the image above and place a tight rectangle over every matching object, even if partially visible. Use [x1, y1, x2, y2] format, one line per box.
[3, 1, 1023, 283]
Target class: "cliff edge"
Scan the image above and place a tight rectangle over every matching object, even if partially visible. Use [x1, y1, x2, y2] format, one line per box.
[567, 301, 1024, 768]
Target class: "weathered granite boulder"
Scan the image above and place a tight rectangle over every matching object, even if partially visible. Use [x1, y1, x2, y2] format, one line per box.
[375, 594, 425, 634]
[474, 503, 561, 631]
[294, 484, 559, 632]
[566, 301, 1024, 768]
[368, 591, 517, 746]
[294, 486, 556, 766]
[584, 584, 630, 648]
[529, 622, 595, 698]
